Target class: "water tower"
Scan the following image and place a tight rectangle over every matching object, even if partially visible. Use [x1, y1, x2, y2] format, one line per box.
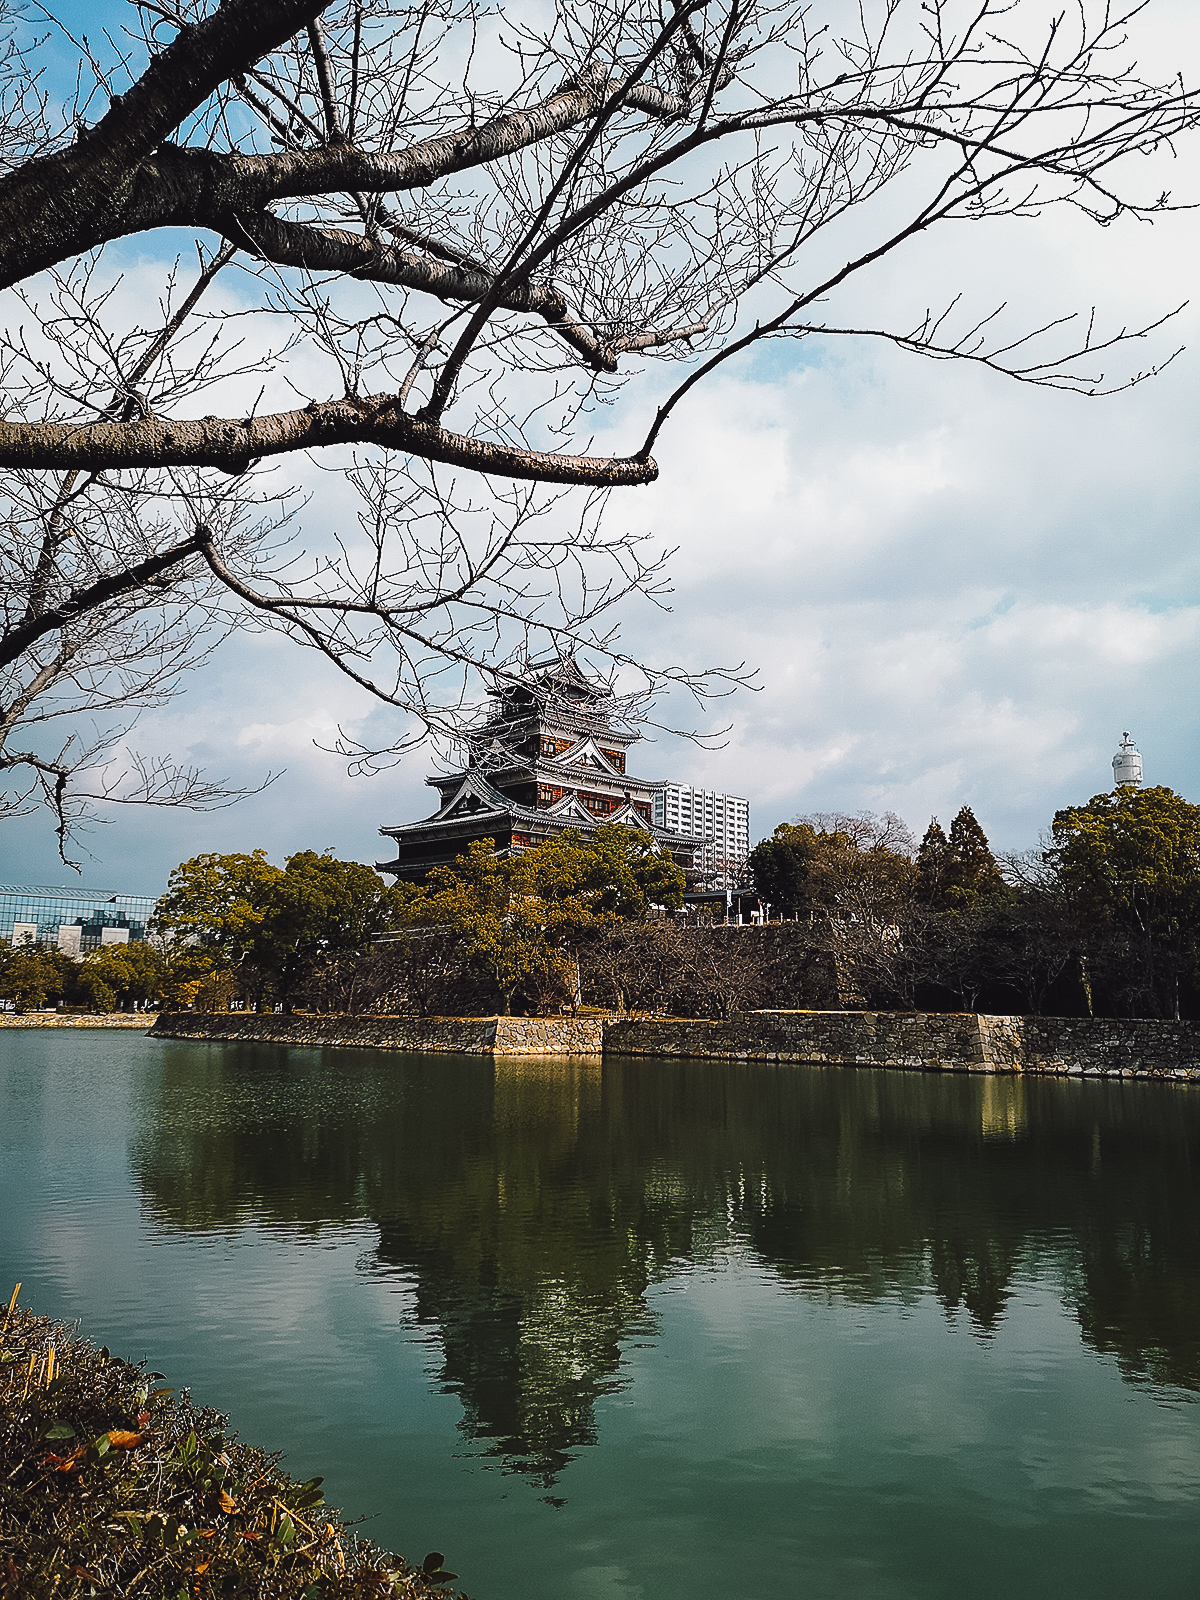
[1112, 732, 1143, 789]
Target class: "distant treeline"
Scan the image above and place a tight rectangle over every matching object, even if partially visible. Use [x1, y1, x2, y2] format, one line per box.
[4, 787, 1198, 1019]
[0, 939, 163, 1014]
[747, 786, 1200, 1020]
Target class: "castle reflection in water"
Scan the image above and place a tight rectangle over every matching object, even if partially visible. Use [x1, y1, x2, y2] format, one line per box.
[133, 1050, 1200, 1488]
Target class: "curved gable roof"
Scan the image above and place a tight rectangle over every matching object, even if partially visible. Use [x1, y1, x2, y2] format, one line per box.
[543, 735, 627, 780]
[606, 800, 655, 830]
[543, 791, 596, 825]
[431, 770, 514, 823]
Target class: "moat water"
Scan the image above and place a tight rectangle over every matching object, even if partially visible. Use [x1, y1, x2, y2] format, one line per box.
[2, 1030, 1199, 1599]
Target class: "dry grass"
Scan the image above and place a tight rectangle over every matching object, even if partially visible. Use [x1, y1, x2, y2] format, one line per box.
[0, 1287, 464, 1599]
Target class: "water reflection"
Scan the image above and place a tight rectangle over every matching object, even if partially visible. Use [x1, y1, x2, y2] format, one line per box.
[133, 1048, 1200, 1487]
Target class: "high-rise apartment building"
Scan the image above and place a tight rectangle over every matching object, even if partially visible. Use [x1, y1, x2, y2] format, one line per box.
[652, 785, 750, 887]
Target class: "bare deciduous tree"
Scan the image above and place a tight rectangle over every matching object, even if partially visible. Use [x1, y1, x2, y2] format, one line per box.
[579, 919, 684, 1014]
[676, 924, 775, 1017]
[2, 0, 1196, 853]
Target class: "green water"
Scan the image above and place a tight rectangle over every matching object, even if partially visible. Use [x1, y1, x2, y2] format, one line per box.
[2, 1031, 1199, 1598]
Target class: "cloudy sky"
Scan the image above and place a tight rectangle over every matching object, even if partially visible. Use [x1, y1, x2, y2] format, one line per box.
[3, 0, 1200, 895]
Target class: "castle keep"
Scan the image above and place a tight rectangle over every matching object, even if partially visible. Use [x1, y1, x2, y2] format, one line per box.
[377, 657, 709, 882]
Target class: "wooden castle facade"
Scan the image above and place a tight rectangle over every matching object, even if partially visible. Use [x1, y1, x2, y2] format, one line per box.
[376, 657, 709, 883]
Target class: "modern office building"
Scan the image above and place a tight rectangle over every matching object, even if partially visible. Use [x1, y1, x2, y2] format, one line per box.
[0, 885, 156, 953]
[652, 785, 750, 887]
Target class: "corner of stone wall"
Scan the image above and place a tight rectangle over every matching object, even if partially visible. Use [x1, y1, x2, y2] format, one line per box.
[493, 1017, 605, 1055]
[976, 1014, 1026, 1072]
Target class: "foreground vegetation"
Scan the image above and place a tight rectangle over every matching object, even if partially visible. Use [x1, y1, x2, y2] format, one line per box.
[0, 1288, 460, 1599]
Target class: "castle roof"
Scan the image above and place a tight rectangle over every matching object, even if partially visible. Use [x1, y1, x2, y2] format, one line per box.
[466, 652, 639, 750]
[376, 655, 710, 880]
[431, 733, 668, 795]
[383, 768, 704, 845]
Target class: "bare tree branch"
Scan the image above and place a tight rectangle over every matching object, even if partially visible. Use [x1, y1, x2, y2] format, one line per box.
[1, 0, 1196, 850]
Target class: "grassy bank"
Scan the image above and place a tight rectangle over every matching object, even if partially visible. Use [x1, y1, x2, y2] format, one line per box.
[0, 1288, 462, 1598]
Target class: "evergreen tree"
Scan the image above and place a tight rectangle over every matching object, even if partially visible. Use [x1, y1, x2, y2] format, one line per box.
[946, 807, 1005, 902]
[1046, 785, 1200, 1018]
[747, 823, 819, 915]
[916, 820, 953, 909]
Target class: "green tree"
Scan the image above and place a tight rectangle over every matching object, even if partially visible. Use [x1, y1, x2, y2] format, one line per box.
[153, 847, 411, 1011]
[406, 839, 591, 1015]
[0, 942, 70, 1012]
[540, 824, 685, 920]
[748, 824, 821, 915]
[151, 851, 285, 962]
[918, 808, 1005, 910]
[751, 814, 915, 922]
[1046, 786, 1200, 1018]
[72, 949, 122, 1014]
[70, 942, 166, 1012]
[400, 826, 682, 1014]
[252, 851, 414, 1009]
[947, 808, 1006, 902]
[749, 813, 918, 1004]
[915, 820, 954, 909]
[155, 944, 230, 1011]
[408, 840, 544, 1014]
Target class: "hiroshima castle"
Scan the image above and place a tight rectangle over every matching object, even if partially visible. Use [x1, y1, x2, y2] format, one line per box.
[376, 656, 737, 883]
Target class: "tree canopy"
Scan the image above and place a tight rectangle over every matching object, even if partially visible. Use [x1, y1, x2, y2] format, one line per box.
[150, 850, 286, 961]
[749, 812, 915, 919]
[1042, 786, 1200, 1017]
[916, 806, 1006, 910]
[144, 825, 682, 1013]
[2, 0, 1197, 852]
[0, 935, 168, 1011]
[399, 825, 685, 1010]
[151, 846, 410, 1006]
[1047, 786, 1200, 926]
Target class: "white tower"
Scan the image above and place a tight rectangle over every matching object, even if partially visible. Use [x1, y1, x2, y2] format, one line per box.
[1112, 731, 1143, 790]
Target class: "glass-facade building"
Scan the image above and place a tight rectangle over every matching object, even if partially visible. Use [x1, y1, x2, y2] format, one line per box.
[0, 884, 157, 952]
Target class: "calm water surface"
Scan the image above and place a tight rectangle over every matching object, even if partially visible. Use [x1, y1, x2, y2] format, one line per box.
[2, 1031, 1199, 1599]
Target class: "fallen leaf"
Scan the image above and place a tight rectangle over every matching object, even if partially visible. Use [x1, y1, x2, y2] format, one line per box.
[105, 1429, 148, 1450]
[218, 1489, 239, 1514]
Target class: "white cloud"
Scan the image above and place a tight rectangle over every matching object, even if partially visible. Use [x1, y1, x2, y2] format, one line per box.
[5, 0, 1200, 890]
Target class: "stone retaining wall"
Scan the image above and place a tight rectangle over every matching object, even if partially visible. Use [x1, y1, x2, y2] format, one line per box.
[607, 1010, 1200, 1081]
[976, 1014, 1200, 1079]
[148, 1008, 1200, 1079]
[150, 1012, 605, 1056]
[0, 1013, 159, 1028]
[606, 1011, 985, 1071]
